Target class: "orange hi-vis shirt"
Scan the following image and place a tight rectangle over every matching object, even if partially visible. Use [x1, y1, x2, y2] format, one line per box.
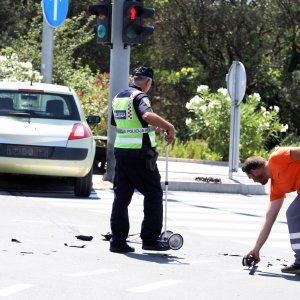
[269, 147, 300, 201]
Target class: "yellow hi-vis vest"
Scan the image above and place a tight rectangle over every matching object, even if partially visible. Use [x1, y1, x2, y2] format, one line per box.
[113, 91, 156, 149]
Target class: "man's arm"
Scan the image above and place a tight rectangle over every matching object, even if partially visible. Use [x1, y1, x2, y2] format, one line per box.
[142, 111, 175, 144]
[245, 198, 284, 263]
[290, 148, 300, 160]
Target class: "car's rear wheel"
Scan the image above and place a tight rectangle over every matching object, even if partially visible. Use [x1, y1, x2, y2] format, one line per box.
[74, 168, 93, 197]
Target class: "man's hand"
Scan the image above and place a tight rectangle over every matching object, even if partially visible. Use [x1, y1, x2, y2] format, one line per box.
[165, 126, 175, 145]
[142, 112, 175, 145]
[244, 248, 260, 264]
[155, 127, 161, 135]
[243, 199, 283, 267]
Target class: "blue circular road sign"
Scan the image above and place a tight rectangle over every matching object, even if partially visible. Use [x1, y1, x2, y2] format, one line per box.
[42, 0, 69, 28]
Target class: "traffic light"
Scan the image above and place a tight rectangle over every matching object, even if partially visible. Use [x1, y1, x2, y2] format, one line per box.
[89, 0, 112, 45]
[122, 0, 155, 46]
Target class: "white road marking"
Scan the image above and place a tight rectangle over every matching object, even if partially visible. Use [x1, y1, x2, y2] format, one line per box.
[186, 259, 217, 264]
[13, 219, 52, 225]
[168, 220, 286, 231]
[0, 284, 35, 297]
[189, 229, 287, 239]
[50, 203, 109, 208]
[66, 269, 118, 277]
[91, 209, 265, 222]
[13, 219, 95, 228]
[227, 269, 247, 273]
[231, 240, 290, 249]
[127, 280, 182, 293]
[90, 209, 111, 215]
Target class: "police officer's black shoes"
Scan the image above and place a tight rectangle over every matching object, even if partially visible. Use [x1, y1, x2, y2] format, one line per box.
[281, 262, 300, 274]
[110, 242, 135, 253]
[142, 241, 169, 251]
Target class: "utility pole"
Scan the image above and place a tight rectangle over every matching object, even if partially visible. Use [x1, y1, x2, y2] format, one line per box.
[92, 0, 155, 182]
[103, 0, 130, 182]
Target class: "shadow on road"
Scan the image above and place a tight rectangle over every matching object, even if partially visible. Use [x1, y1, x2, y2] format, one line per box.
[125, 252, 188, 265]
[256, 270, 300, 281]
[0, 173, 100, 200]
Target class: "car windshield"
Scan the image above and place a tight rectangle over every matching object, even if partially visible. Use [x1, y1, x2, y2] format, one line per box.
[0, 91, 81, 121]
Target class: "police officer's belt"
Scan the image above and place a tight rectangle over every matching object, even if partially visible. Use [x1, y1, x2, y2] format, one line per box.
[116, 126, 155, 134]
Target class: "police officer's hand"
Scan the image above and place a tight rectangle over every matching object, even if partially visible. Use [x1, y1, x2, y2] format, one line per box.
[165, 126, 175, 145]
[155, 127, 162, 135]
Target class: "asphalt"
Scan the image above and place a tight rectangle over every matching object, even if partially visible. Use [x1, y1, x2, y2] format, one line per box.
[95, 157, 267, 195]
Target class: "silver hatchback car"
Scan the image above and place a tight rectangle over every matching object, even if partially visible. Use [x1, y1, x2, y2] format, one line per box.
[0, 82, 100, 197]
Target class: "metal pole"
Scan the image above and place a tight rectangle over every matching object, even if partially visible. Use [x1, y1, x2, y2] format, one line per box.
[103, 0, 130, 182]
[41, 17, 54, 83]
[228, 105, 235, 179]
[233, 102, 241, 171]
[228, 61, 237, 179]
[164, 144, 169, 233]
[228, 61, 246, 179]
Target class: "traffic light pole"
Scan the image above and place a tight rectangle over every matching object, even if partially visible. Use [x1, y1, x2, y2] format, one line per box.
[103, 0, 130, 182]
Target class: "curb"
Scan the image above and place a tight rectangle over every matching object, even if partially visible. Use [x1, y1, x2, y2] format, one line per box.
[161, 181, 266, 195]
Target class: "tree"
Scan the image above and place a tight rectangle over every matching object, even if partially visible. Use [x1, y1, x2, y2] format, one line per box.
[133, 0, 300, 138]
[0, 0, 299, 143]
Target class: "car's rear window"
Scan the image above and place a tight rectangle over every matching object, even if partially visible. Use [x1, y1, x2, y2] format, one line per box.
[0, 91, 81, 121]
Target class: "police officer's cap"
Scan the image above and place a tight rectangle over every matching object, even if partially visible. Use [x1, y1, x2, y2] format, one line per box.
[133, 66, 154, 85]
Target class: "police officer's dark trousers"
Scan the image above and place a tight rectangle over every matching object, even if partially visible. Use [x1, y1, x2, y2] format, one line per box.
[110, 149, 163, 245]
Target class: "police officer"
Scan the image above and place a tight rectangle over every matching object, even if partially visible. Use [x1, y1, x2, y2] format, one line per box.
[109, 66, 175, 253]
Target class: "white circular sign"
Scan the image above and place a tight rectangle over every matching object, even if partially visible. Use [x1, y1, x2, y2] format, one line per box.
[226, 61, 247, 103]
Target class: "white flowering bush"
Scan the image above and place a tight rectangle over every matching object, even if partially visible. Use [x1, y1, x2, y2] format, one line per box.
[240, 93, 287, 160]
[0, 52, 43, 82]
[186, 86, 288, 161]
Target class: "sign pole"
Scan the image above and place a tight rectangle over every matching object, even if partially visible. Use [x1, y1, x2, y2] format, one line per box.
[227, 61, 246, 179]
[41, 18, 54, 84]
[228, 62, 237, 179]
[41, 0, 69, 83]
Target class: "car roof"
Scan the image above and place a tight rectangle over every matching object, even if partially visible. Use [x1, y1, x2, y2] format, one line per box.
[0, 82, 74, 95]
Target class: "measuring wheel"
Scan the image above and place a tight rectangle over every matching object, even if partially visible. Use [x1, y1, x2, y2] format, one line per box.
[159, 230, 173, 247]
[168, 233, 184, 250]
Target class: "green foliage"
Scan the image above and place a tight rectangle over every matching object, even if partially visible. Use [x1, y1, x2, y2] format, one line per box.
[156, 137, 222, 161]
[185, 86, 288, 161]
[0, 50, 108, 140]
[66, 70, 110, 137]
[5, 10, 94, 86]
[185, 86, 231, 160]
[51, 13, 95, 84]
[0, 0, 40, 47]
[0, 51, 42, 82]
[134, 0, 300, 137]
[280, 133, 300, 147]
[1, 0, 299, 158]
[240, 93, 286, 160]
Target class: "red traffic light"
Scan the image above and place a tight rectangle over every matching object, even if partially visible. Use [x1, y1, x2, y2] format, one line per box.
[123, 1, 155, 46]
[129, 7, 137, 20]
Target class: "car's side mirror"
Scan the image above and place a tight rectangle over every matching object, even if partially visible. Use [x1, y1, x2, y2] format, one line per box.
[87, 115, 101, 124]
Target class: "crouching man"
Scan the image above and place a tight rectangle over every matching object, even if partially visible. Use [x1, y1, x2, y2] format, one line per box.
[242, 147, 300, 274]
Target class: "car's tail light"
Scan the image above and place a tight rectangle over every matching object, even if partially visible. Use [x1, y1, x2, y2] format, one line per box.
[68, 123, 92, 140]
